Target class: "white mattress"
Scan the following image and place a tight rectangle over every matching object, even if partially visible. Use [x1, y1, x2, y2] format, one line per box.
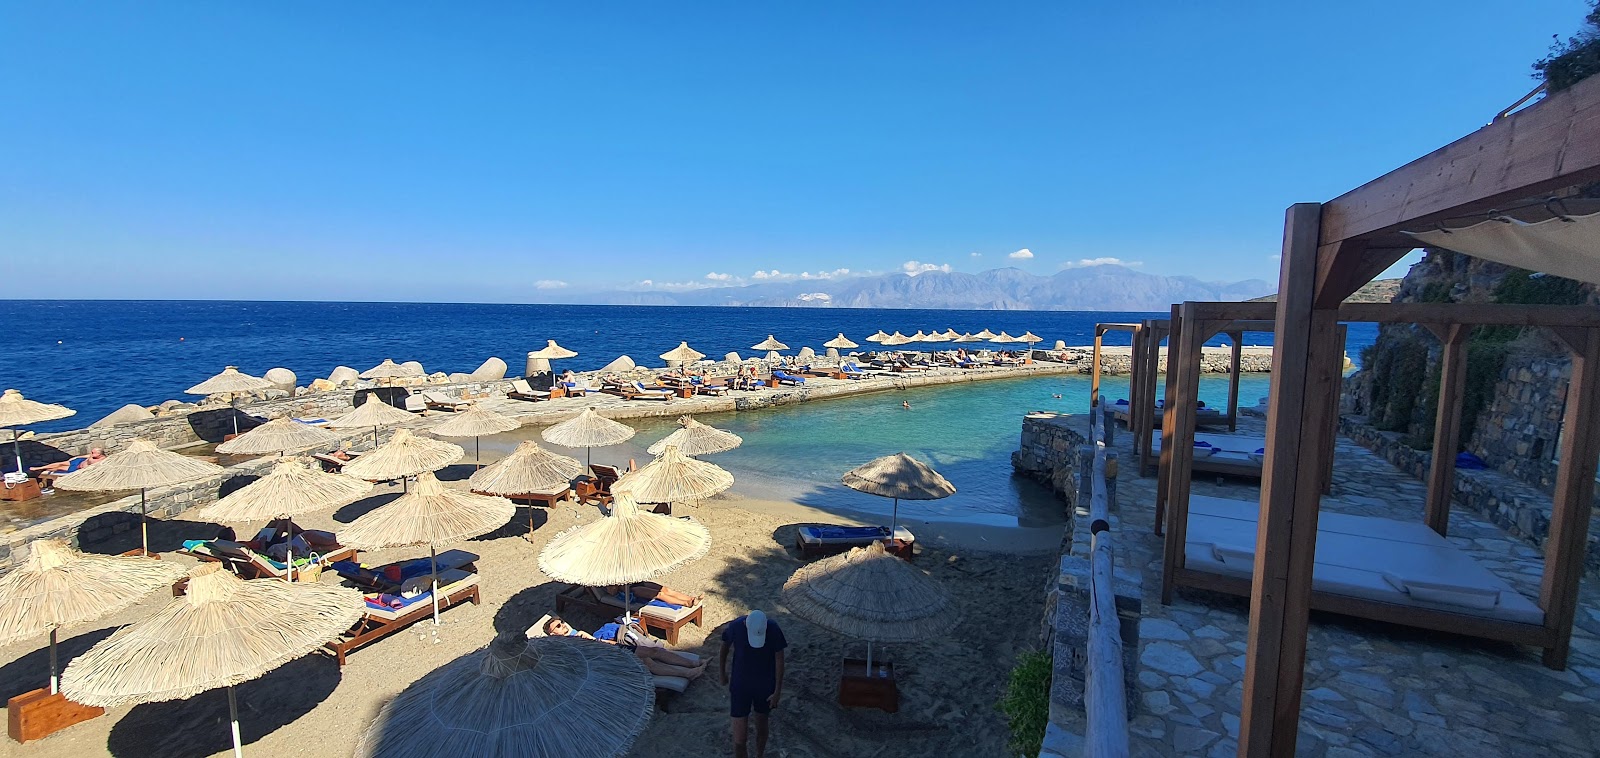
[1152, 431, 1265, 454]
[1182, 496, 1543, 625]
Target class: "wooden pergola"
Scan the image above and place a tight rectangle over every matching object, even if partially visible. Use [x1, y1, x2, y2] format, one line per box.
[1239, 72, 1600, 755]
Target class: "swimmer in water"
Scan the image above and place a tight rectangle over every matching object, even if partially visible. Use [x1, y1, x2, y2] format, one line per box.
[902, 401, 911, 410]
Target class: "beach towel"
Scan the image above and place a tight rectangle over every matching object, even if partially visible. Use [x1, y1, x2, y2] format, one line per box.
[1455, 451, 1488, 470]
[809, 525, 887, 540]
[616, 590, 684, 610]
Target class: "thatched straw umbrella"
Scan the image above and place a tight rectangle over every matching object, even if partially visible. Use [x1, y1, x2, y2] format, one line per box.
[907, 330, 928, 343]
[355, 633, 654, 758]
[1018, 331, 1043, 349]
[431, 405, 520, 468]
[215, 417, 341, 457]
[541, 407, 635, 469]
[192, 458, 373, 581]
[973, 328, 997, 340]
[341, 428, 464, 491]
[953, 333, 984, 343]
[341, 472, 513, 623]
[646, 416, 742, 457]
[186, 367, 274, 436]
[328, 393, 418, 449]
[991, 331, 1019, 345]
[538, 493, 710, 621]
[55, 439, 224, 556]
[882, 332, 913, 348]
[780, 540, 956, 670]
[60, 563, 362, 758]
[922, 330, 950, 344]
[659, 341, 706, 367]
[614, 446, 734, 514]
[0, 540, 185, 694]
[864, 330, 889, 344]
[361, 359, 419, 387]
[940, 329, 961, 340]
[468, 440, 582, 535]
[0, 389, 76, 476]
[841, 453, 955, 537]
[750, 335, 789, 352]
[528, 339, 579, 383]
[823, 334, 859, 352]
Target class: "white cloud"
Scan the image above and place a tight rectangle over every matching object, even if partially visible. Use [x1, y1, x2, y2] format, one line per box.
[970, 252, 983, 258]
[901, 260, 952, 275]
[751, 268, 851, 282]
[1060, 257, 1141, 269]
[535, 279, 568, 289]
[1008, 248, 1034, 260]
[705, 272, 733, 281]
[797, 292, 832, 302]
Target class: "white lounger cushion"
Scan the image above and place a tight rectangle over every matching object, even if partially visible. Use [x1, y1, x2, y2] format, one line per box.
[365, 569, 478, 620]
[1152, 432, 1266, 454]
[1183, 497, 1542, 625]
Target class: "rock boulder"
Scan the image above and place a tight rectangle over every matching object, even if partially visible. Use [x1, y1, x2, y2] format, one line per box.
[470, 357, 508, 381]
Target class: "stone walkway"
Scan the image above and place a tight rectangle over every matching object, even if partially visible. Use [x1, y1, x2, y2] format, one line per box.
[1074, 417, 1600, 757]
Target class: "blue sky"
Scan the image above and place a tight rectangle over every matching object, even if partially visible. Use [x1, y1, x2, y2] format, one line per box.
[1, 2, 1589, 302]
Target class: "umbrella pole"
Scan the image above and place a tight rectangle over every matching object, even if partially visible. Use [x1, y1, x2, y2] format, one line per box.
[230, 396, 240, 437]
[889, 497, 900, 542]
[140, 488, 149, 557]
[13, 430, 22, 476]
[227, 685, 243, 758]
[371, 426, 379, 450]
[475, 437, 481, 469]
[48, 628, 58, 694]
[867, 640, 873, 672]
[429, 545, 441, 625]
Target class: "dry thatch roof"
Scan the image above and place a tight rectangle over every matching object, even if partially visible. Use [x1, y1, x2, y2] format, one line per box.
[781, 541, 956, 643]
[864, 331, 889, 344]
[841, 452, 955, 501]
[328, 395, 417, 429]
[184, 366, 272, 396]
[908, 330, 928, 342]
[54, 439, 224, 492]
[953, 333, 984, 343]
[340, 472, 515, 549]
[541, 407, 635, 449]
[616, 445, 735, 503]
[59, 563, 362, 707]
[659, 341, 706, 363]
[645, 416, 742, 457]
[193, 458, 373, 523]
[0, 540, 185, 648]
[973, 328, 996, 339]
[0, 389, 75, 428]
[527, 340, 578, 360]
[750, 335, 789, 351]
[341, 428, 463, 480]
[360, 359, 419, 380]
[467, 440, 582, 496]
[823, 333, 859, 350]
[1018, 331, 1043, 344]
[215, 417, 341, 455]
[538, 494, 710, 586]
[430, 405, 520, 438]
[882, 332, 912, 346]
[940, 329, 961, 340]
[990, 331, 1018, 343]
[355, 633, 654, 758]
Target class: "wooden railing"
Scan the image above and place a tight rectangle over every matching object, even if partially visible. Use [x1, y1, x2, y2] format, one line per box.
[1086, 395, 1129, 757]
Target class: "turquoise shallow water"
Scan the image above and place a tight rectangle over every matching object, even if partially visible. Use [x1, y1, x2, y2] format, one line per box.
[485, 373, 1270, 531]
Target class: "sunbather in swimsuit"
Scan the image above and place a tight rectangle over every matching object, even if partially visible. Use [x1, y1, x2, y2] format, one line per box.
[31, 447, 106, 474]
[542, 616, 707, 679]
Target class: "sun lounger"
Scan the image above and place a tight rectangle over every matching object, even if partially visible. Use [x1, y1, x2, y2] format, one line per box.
[329, 549, 480, 593]
[311, 452, 361, 472]
[796, 524, 916, 558]
[325, 568, 481, 665]
[403, 394, 428, 413]
[771, 370, 806, 385]
[1115, 398, 1224, 427]
[181, 531, 357, 580]
[1152, 432, 1264, 478]
[554, 583, 705, 645]
[526, 613, 701, 693]
[508, 378, 550, 402]
[422, 391, 472, 412]
[477, 483, 569, 508]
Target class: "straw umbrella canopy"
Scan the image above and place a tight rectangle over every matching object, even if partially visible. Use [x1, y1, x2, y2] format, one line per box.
[907, 330, 928, 343]
[841, 452, 956, 536]
[823, 333, 859, 351]
[468, 440, 582, 536]
[990, 331, 1019, 345]
[953, 333, 984, 343]
[55, 439, 224, 556]
[922, 330, 950, 343]
[646, 416, 742, 456]
[659, 341, 706, 366]
[538, 493, 710, 620]
[215, 417, 341, 457]
[614, 445, 735, 511]
[60, 563, 362, 758]
[341, 472, 514, 624]
[780, 540, 956, 668]
[541, 407, 635, 468]
[355, 633, 654, 758]
[328, 393, 418, 449]
[973, 329, 997, 339]
[940, 329, 961, 340]
[0, 389, 75, 475]
[0, 539, 185, 694]
[431, 405, 521, 467]
[185, 367, 274, 436]
[882, 332, 913, 347]
[528, 339, 579, 380]
[1018, 331, 1043, 345]
[341, 428, 464, 487]
[864, 330, 889, 344]
[751, 335, 789, 352]
[192, 458, 373, 580]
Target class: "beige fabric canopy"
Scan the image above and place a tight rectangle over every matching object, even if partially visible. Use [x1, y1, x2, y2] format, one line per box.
[468, 440, 582, 496]
[659, 342, 706, 364]
[355, 634, 654, 758]
[781, 540, 956, 643]
[215, 417, 341, 456]
[538, 494, 711, 588]
[1408, 210, 1600, 286]
[751, 335, 789, 351]
[864, 330, 889, 344]
[614, 445, 735, 504]
[361, 359, 420, 380]
[60, 563, 362, 757]
[193, 458, 372, 523]
[541, 408, 635, 467]
[842, 452, 956, 535]
[527, 340, 579, 360]
[1, 389, 75, 474]
[185, 366, 272, 396]
[341, 428, 464, 481]
[0, 539, 185, 694]
[823, 334, 859, 350]
[645, 416, 743, 457]
[431, 405, 520, 466]
[55, 439, 225, 555]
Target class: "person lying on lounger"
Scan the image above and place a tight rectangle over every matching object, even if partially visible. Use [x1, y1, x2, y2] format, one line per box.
[602, 584, 698, 609]
[541, 616, 708, 679]
[31, 447, 107, 474]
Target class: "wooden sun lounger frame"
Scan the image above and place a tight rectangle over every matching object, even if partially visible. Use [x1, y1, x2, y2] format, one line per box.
[508, 378, 550, 402]
[186, 540, 358, 581]
[326, 579, 481, 665]
[422, 391, 472, 412]
[553, 584, 704, 645]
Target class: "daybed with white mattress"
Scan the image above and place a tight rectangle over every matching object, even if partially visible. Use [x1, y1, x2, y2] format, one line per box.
[1150, 432, 1265, 479]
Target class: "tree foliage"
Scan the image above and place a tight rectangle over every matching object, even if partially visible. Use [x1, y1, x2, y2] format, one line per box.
[1535, 1, 1600, 92]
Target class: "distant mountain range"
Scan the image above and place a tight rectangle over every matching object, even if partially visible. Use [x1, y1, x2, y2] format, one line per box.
[540, 266, 1274, 311]
[1248, 278, 1402, 304]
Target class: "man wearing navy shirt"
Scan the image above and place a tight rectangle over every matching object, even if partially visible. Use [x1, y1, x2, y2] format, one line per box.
[720, 609, 786, 758]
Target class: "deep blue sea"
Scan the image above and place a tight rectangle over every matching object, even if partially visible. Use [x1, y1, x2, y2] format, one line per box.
[0, 300, 1376, 433]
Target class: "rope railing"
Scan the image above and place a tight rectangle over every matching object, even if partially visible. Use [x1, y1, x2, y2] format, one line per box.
[1085, 395, 1129, 757]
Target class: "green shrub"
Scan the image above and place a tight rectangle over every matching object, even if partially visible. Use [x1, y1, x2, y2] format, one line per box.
[999, 650, 1053, 757]
[1534, 1, 1600, 93]
[1376, 335, 1430, 434]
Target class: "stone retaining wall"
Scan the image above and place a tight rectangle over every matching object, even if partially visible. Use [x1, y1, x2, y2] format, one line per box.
[1467, 354, 1571, 492]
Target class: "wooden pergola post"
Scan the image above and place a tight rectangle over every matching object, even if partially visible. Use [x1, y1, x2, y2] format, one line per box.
[1423, 323, 1471, 535]
[1539, 327, 1600, 669]
[1319, 323, 1349, 495]
[1091, 326, 1106, 410]
[1153, 307, 1182, 534]
[1240, 204, 1343, 757]
[1227, 332, 1243, 432]
[1160, 302, 1207, 604]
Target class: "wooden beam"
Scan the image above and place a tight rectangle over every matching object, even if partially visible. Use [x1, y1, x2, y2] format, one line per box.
[1228, 332, 1243, 433]
[1425, 324, 1471, 535]
[1160, 303, 1205, 605]
[1241, 203, 1337, 757]
[1319, 72, 1600, 247]
[1091, 331, 1105, 409]
[1319, 323, 1348, 496]
[1154, 307, 1180, 540]
[1337, 302, 1600, 328]
[1539, 327, 1600, 669]
[1315, 242, 1419, 307]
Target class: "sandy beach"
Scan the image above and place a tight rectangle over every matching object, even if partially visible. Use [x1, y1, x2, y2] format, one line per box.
[0, 468, 1061, 758]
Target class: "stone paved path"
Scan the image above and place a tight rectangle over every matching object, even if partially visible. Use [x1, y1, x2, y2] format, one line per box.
[1074, 416, 1600, 757]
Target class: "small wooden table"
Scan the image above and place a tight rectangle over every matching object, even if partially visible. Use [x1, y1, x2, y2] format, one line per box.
[838, 658, 898, 712]
[0, 479, 42, 502]
[676, 386, 694, 399]
[550, 387, 567, 399]
[883, 538, 914, 561]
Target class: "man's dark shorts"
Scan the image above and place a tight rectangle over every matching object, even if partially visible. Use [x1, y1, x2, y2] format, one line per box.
[729, 682, 774, 718]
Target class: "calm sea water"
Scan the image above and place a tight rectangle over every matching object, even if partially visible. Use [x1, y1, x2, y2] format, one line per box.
[1, 300, 1373, 432]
